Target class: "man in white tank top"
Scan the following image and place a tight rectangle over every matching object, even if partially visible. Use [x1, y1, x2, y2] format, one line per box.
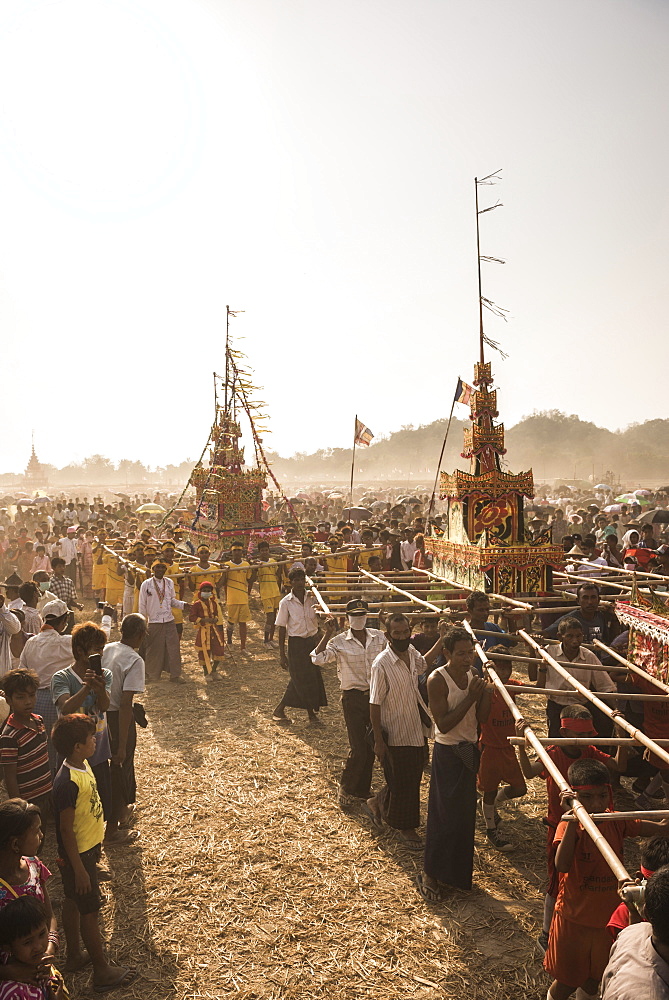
[418, 627, 492, 901]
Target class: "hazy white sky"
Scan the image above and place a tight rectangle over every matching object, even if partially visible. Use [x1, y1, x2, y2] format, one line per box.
[1, 0, 667, 472]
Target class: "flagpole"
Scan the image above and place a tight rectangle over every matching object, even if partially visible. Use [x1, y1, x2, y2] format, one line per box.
[427, 397, 456, 526]
[348, 415, 357, 517]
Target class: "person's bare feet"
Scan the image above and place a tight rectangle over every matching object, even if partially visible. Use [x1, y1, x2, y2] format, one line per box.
[104, 829, 139, 847]
[92, 965, 136, 992]
[65, 949, 91, 972]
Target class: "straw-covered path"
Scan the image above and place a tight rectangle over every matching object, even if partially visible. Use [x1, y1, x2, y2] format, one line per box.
[58, 606, 639, 1000]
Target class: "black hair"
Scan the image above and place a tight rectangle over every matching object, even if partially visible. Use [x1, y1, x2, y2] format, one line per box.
[443, 626, 474, 653]
[576, 582, 600, 597]
[288, 567, 306, 581]
[644, 865, 669, 944]
[50, 557, 65, 569]
[567, 757, 610, 786]
[51, 714, 96, 758]
[641, 838, 669, 873]
[465, 590, 489, 611]
[0, 896, 48, 948]
[384, 613, 410, 632]
[121, 613, 147, 641]
[18, 582, 39, 603]
[0, 799, 42, 850]
[557, 616, 585, 637]
[560, 704, 593, 720]
[0, 667, 39, 699]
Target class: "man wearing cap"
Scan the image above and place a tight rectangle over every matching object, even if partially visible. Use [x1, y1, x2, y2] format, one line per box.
[18, 599, 73, 770]
[139, 560, 191, 684]
[311, 599, 387, 807]
[48, 557, 83, 633]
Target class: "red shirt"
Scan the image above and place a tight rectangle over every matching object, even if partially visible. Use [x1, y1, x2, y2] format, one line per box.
[479, 679, 522, 749]
[541, 745, 613, 828]
[632, 673, 669, 739]
[553, 816, 642, 927]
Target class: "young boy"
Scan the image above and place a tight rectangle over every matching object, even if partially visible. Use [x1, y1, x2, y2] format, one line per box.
[253, 541, 281, 646]
[0, 669, 52, 812]
[607, 836, 669, 941]
[601, 866, 669, 998]
[517, 704, 627, 952]
[477, 649, 526, 851]
[546, 757, 669, 1000]
[51, 714, 134, 991]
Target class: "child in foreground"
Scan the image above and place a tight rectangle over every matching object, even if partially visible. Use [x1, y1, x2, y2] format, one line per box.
[606, 836, 669, 941]
[0, 800, 60, 988]
[51, 714, 135, 992]
[0, 896, 68, 999]
[545, 757, 669, 1000]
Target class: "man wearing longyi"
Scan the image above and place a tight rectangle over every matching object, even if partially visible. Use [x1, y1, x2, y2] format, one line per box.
[138, 560, 191, 684]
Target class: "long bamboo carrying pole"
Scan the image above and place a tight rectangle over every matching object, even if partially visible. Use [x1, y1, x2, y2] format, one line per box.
[460, 620, 631, 881]
[509, 737, 669, 747]
[518, 629, 669, 768]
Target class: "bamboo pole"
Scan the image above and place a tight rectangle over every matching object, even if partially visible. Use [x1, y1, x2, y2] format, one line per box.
[518, 629, 669, 768]
[561, 810, 669, 823]
[357, 568, 445, 613]
[505, 685, 668, 701]
[460, 620, 631, 881]
[509, 737, 669, 747]
[554, 571, 633, 593]
[592, 639, 669, 695]
[413, 567, 534, 610]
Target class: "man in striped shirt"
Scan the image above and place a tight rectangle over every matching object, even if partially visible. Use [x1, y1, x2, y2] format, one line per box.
[0, 668, 52, 809]
[367, 613, 445, 849]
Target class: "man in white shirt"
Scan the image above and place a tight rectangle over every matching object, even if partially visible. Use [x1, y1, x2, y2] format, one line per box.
[367, 613, 432, 848]
[138, 560, 190, 684]
[272, 567, 326, 724]
[311, 599, 386, 806]
[103, 613, 147, 839]
[19, 598, 73, 770]
[54, 526, 79, 584]
[400, 528, 417, 570]
[0, 593, 21, 677]
[540, 616, 619, 738]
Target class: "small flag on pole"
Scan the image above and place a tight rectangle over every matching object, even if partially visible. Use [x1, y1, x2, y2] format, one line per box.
[354, 417, 374, 447]
[454, 378, 473, 406]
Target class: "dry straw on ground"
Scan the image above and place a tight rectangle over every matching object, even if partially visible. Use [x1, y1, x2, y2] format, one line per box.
[39, 609, 642, 999]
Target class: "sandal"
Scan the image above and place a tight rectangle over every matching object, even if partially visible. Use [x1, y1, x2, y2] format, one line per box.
[93, 968, 137, 993]
[361, 802, 384, 829]
[415, 873, 443, 902]
[397, 832, 424, 852]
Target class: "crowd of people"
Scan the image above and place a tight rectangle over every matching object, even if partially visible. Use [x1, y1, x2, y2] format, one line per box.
[1, 488, 669, 997]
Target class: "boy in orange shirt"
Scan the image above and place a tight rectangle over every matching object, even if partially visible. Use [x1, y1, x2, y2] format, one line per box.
[477, 650, 526, 852]
[545, 757, 669, 1000]
[517, 704, 626, 953]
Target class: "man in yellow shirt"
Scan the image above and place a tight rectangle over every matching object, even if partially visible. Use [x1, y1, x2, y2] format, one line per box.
[223, 542, 252, 653]
[253, 540, 281, 646]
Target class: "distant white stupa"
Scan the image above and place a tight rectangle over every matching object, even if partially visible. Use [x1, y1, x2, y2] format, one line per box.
[24, 432, 48, 488]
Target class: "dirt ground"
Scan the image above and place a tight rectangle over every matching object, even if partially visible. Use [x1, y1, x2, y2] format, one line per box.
[39, 600, 641, 1000]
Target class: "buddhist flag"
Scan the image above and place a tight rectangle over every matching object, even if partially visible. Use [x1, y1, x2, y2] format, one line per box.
[354, 417, 374, 447]
[454, 378, 473, 406]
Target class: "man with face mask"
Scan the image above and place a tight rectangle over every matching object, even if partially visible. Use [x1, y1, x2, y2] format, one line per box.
[311, 600, 387, 808]
[18, 599, 73, 772]
[31, 572, 58, 614]
[366, 613, 435, 849]
[138, 560, 191, 684]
